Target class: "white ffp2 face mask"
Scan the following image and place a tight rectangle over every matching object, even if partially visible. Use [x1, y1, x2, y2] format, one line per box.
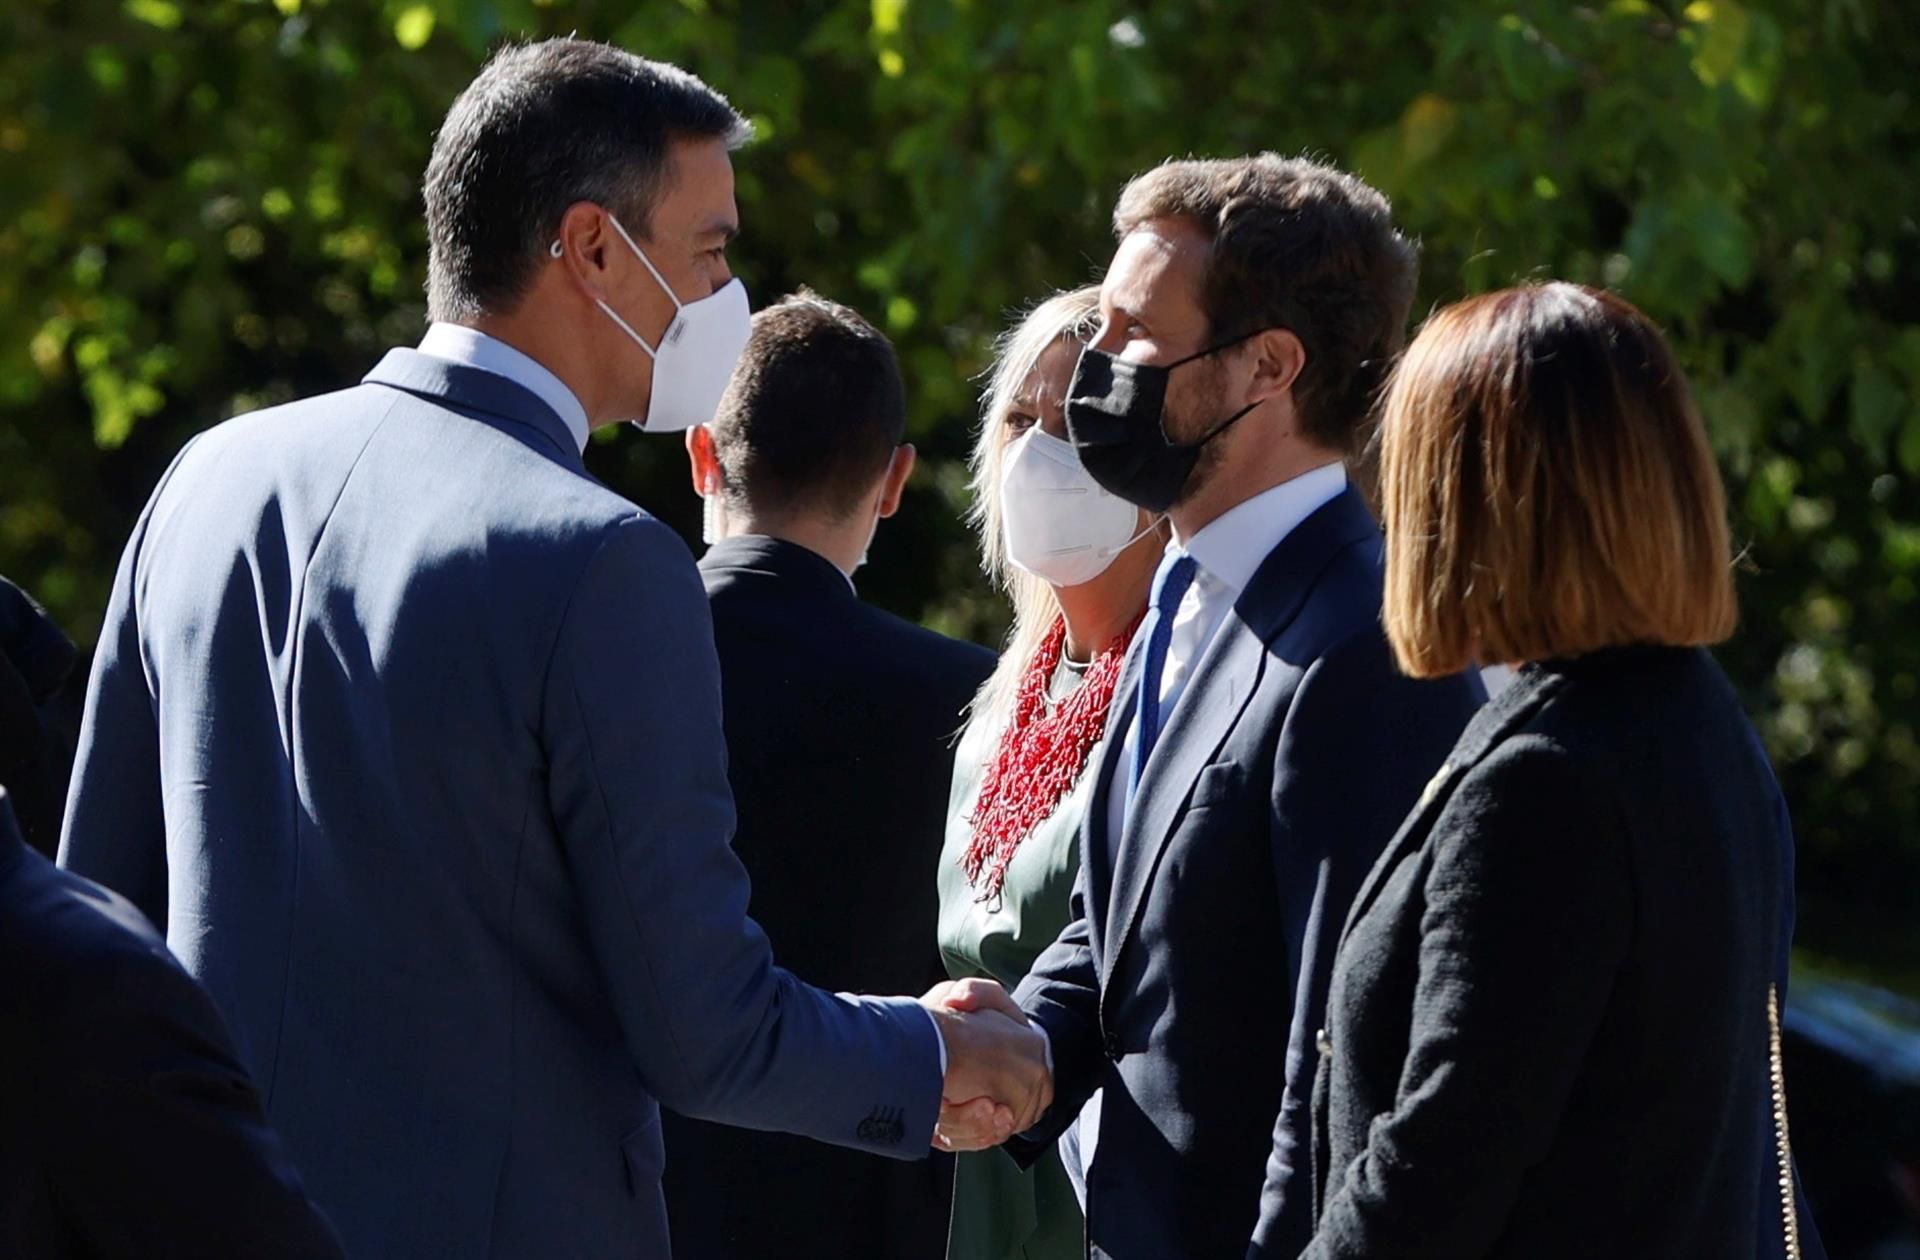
[590, 215, 752, 433]
[1000, 427, 1154, 588]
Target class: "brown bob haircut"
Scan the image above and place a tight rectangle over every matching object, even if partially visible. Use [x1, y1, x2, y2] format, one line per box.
[1379, 282, 1738, 678]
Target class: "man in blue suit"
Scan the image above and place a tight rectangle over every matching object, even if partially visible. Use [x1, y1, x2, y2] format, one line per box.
[59, 39, 1046, 1259]
[933, 156, 1484, 1258]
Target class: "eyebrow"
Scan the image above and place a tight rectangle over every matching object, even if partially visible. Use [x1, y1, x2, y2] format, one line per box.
[698, 217, 739, 245]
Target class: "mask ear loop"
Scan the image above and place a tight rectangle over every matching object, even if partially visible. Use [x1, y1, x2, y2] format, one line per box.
[700, 469, 723, 546]
[571, 215, 688, 360]
[1098, 512, 1168, 559]
[605, 214, 688, 315]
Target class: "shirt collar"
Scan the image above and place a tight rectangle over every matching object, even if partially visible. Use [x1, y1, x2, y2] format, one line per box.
[1174, 461, 1348, 595]
[416, 323, 591, 454]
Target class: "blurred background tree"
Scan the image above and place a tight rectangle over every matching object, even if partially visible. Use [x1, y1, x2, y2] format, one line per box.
[1, 0, 1915, 991]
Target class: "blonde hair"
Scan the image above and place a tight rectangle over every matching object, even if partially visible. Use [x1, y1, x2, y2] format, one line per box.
[1379, 282, 1738, 678]
[968, 285, 1105, 724]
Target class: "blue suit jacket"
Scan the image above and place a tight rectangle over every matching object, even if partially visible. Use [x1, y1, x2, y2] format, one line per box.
[1008, 486, 1483, 1259]
[58, 350, 942, 1259]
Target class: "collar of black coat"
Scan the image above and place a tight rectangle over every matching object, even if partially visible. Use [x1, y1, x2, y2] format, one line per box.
[697, 535, 856, 601]
[1443, 659, 1571, 773]
[1228, 482, 1383, 645]
[361, 348, 584, 471]
[1446, 644, 1691, 770]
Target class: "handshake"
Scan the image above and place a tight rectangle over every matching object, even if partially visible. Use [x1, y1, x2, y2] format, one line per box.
[919, 978, 1054, 1153]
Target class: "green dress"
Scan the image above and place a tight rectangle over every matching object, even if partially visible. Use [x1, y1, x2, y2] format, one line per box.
[937, 655, 1106, 1260]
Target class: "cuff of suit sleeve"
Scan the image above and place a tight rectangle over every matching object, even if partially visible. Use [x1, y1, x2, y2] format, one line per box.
[1007, 1023, 1055, 1142]
[924, 1005, 948, 1076]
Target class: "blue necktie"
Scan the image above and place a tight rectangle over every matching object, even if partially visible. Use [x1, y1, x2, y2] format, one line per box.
[1129, 553, 1199, 802]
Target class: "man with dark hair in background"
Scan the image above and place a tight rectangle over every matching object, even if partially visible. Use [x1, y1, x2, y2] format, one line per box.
[667, 290, 993, 1257]
[59, 39, 1047, 1258]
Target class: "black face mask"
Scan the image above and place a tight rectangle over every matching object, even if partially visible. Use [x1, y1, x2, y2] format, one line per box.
[1063, 337, 1261, 513]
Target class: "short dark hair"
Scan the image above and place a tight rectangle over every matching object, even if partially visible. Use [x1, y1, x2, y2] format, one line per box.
[1114, 154, 1419, 454]
[423, 38, 750, 322]
[709, 290, 906, 521]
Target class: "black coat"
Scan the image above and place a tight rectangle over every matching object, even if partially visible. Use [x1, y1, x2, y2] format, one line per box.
[662, 535, 995, 1259]
[0, 790, 342, 1258]
[1307, 646, 1821, 1258]
[1007, 487, 1484, 1259]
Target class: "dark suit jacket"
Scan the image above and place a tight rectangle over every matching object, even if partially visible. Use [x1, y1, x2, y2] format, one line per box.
[1007, 486, 1483, 1259]
[0, 576, 76, 856]
[1306, 646, 1823, 1257]
[58, 351, 947, 1259]
[0, 790, 342, 1258]
[663, 535, 994, 1259]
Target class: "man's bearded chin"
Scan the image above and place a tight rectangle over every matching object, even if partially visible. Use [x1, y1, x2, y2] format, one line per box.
[1167, 363, 1235, 508]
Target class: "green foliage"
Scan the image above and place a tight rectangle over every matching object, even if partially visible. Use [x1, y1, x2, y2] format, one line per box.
[1, 0, 1915, 975]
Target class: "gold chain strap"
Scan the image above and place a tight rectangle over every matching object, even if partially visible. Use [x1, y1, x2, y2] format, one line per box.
[1767, 983, 1803, 1260]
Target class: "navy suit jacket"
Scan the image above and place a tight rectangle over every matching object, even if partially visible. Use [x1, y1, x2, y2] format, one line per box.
[58, 350, 943, 1259]
[0, 575, 77, 855]
[1008, 486, 1482, 1259]
[1, 791, 342, 1258]
[663, 535, 993, 1258]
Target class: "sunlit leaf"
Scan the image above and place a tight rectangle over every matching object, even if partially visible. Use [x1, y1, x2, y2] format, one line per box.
[124, 0, 182, 30]
[871, 0, 906, 37]
[393, 4, 435, 51]
[1688, 0, 1751, 87]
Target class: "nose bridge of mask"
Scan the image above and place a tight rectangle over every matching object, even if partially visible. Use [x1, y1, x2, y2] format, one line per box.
[599, 214, 686, 357]
[1019, 426, 1090, 478]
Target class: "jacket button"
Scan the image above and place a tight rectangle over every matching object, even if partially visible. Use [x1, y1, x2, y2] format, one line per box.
[1103, 1032, 1123, 1062]
[1316, 1028, 1333, 1059]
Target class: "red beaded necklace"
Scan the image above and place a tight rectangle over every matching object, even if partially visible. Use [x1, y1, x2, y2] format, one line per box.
[962, 612, 1142, 901]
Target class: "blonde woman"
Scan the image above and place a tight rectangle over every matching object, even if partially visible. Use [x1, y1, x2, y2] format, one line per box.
[936, 287, 1162, 1260]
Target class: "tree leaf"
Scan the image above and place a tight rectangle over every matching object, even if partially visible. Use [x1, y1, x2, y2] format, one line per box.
[393, 5, 436, 51]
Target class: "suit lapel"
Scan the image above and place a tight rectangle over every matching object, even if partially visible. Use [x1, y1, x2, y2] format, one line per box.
[1097, 486, 1380, 980]
[1100, 613, 1266, 987]
[1336, 665, 1568, 945]
[1089, 485, 1384, 995]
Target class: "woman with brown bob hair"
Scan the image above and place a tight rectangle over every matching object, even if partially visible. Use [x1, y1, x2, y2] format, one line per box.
[1303, 283, 1822, 1257]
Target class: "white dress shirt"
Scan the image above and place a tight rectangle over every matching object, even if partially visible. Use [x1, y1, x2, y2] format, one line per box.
[416, 323, 592, 454]
[1077, 460, 1348, 1182]
[1102, 461, 1348, 852]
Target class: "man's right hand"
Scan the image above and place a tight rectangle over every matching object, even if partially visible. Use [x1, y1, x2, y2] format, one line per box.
[919, 979, 1052, 1152]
